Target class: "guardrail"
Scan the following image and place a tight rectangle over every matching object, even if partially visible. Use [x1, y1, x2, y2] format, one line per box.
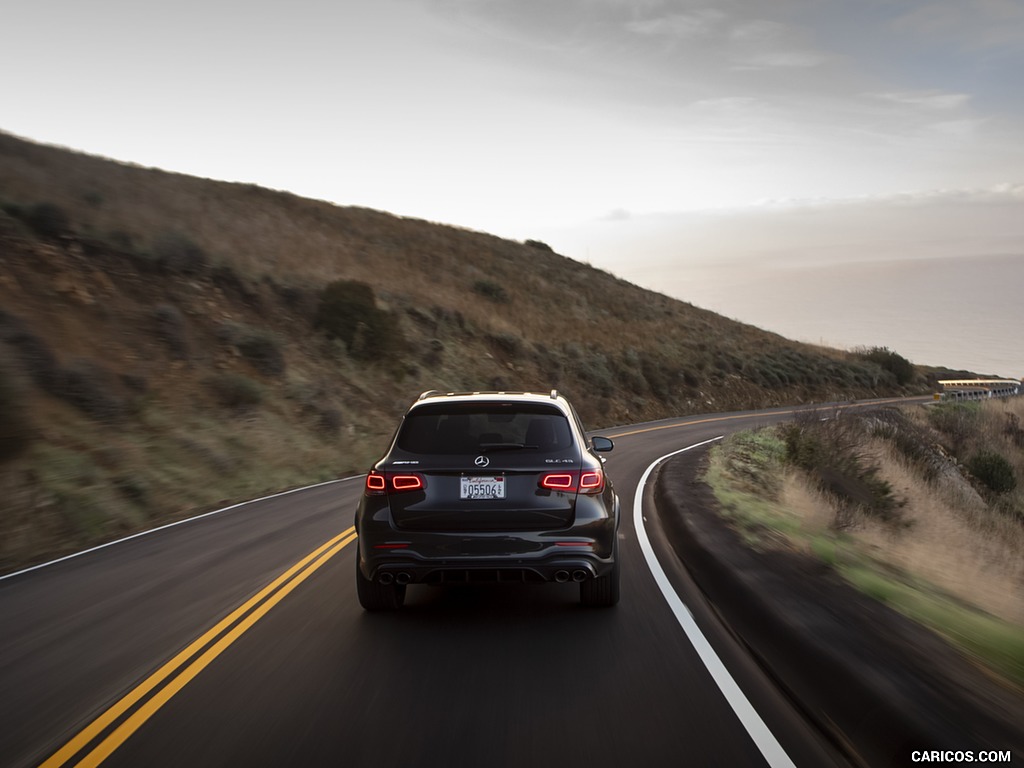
[936, 379, 1021, 401]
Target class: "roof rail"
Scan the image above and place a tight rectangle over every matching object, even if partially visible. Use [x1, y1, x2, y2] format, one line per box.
[418, 390, 442, 400]
[550, 389, 558, 399]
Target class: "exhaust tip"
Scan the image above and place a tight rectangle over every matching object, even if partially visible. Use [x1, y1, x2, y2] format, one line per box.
[572, 570, 588, 582]
[395, 572, 412, 585]
[554, 570, 570, 583]
[378, 572, 395, 585]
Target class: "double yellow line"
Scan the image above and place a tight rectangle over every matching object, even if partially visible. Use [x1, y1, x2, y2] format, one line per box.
[43, 527, 357, 768]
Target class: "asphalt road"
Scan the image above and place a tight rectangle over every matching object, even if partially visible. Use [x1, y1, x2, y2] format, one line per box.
[0, 398, 929, 768]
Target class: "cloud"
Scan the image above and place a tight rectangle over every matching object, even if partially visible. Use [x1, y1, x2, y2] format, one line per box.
[599, 208, 632, 222]
[732, 50, 825, 69]
[890, 0, 1024, 51]
[725, 17, 827, 69]
[749, 182, 1024, 211]
[625, 10, 726, 39]
[871, 91, 971, 110]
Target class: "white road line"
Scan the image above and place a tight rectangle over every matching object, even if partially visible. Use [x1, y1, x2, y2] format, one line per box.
[633, 436, 798, 768]
[0, 475, 363, 583]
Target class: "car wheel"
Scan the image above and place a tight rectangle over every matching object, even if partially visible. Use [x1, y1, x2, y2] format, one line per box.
[356, 556, 406, 611]
[580, 550, 619, 608]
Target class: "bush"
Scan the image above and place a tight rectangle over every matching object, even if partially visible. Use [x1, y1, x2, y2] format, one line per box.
[0, 350, 32, 462]
[928, 402, 980, 453]
[1004, 413, 1024, 449]
[967, 451, 1017, 495]
[782, 415, 904, 525]
[151, 305, 189, 360]
[152, 231, 209, 275]
[524, 239, 553, 252]
[235, 329, 286, 376]
[205, 373, 263, 410]
[314, 279, 402, 360]
[54, 360, 125, 423]
[472, 280, 509, 303]
[0, 310, 61, 391]
[313, 406, 343, 436]
[854, 346, 915, 386]
[23, 202, 71, 239]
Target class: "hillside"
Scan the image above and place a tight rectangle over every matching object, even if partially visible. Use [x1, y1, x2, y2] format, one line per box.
[0, 130, 953, 572]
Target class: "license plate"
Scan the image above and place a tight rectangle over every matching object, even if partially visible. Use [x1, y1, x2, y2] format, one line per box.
[460, 475, 505, 500]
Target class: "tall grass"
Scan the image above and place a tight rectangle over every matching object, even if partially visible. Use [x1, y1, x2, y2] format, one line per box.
[705, 400, 1024, 683]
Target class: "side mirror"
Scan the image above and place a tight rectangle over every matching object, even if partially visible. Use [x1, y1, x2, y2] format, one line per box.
[591, 436, 614, 453]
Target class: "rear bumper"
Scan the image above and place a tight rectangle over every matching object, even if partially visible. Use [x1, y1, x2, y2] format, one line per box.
[355, 489, 619, 585]
[362, 553, 615, 585]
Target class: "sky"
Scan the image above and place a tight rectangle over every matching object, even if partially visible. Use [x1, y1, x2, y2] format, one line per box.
[4, 0, 1023, 374]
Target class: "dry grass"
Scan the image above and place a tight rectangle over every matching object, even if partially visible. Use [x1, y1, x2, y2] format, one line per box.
[856, 441, 1024, 624]
[706, 401, 1024, 683]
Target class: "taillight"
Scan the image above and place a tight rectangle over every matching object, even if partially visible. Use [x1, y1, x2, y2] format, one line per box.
[391, 474, 424, 491]
[540, 473, 575, 491]
[365, 471, 425, 496]
[365, 472, 386, 495]
[539, 469, 604, 494]
[579, 471, 604, 492]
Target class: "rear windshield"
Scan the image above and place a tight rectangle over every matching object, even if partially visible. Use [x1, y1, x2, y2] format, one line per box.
[396, 402, 574, 455]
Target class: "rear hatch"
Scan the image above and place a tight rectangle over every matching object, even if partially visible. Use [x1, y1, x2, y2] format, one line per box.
[383, 401, 581, 532]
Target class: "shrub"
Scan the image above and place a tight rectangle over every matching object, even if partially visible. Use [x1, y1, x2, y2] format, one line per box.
[0, 349, 32, 462]
[486, 332, 522, 357]
[23, 202, 71, 239]
[315, 279, 375, 343]
[205, 373, 263, 410]
[854, 346, 915, 386]
[524, 239, 553, 251]
[313, 406, 343, 436]
[152, 231, 209, 275]
[54, 360, 125, 422]
[782, 415, 904, 525]
[967, 451, 1017, 495]
[235, 329, 286, 376]
[472, 280, 509, 303]
[151, 305, 189, 360]
[1004, 413, 1024, 449]
[0, 310, 61, 391]
[314, 279, 402, 360]
[928, 402, 980, 453]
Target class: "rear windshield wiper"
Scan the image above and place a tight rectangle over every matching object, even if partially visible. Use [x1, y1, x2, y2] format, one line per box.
[479, 443, 538, 452]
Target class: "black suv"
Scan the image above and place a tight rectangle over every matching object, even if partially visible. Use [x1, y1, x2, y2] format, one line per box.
[354, 390, 620, 610]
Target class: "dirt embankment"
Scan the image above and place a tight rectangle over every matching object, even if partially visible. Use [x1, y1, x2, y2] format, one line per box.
[654, 446, 1023, 768]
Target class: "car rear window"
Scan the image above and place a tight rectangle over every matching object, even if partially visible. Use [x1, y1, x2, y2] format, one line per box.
[397, 402, 574, 455]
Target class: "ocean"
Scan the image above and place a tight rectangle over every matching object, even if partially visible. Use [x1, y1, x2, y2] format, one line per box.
[659, 253, 1024, 379]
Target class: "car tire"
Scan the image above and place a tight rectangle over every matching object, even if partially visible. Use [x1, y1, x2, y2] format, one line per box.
[356, 557, 406, 611]
[580, 548, 620, 608]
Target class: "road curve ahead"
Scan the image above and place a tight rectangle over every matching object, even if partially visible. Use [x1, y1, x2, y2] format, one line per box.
[0, 398, 929, 768]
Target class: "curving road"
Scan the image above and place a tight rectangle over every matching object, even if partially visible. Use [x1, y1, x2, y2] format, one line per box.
[0, 398, 929, 768]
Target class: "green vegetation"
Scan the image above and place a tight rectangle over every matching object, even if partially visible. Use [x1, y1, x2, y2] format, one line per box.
[152, 230, 209, 275]
[704, 400, 1024, 687]
[314, 279, 402, 361]
[781, 414, 905, 525]
[0, 352, 32, 462]
[205, 372, 264, 410]
[840, 564, 1024, 686]
[853, 346, 916, 386]
[219, 323, 286, 377]
[967, 451, 1017, 495]
[472, 280, 509, 303]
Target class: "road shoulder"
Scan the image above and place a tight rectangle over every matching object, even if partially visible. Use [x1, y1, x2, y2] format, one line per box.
[653, 445, 1024, 767]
